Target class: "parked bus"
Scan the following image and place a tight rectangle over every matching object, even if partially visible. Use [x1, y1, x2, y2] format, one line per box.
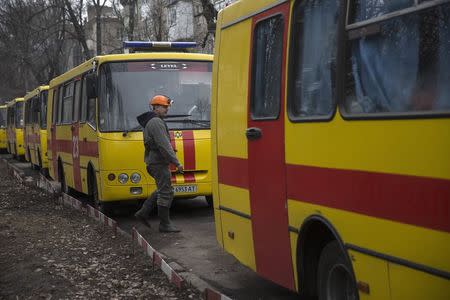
[0, 105, 7, 152]
[24, 86, 49, 169]
[211, 0, 450, 299]
[6, 98, 25, 158]
[47, 42, 213, 212]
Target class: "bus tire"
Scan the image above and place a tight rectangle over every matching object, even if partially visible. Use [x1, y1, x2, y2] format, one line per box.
[37, 149, 42, 168]
[317, 240, 358, 300]
[89, 169, 112, 215]
[205, 195, 213, 207]
[58, 160, 69, 194]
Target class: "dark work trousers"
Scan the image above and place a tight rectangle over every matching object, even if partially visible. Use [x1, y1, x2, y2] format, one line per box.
[146, 164, 174, 208]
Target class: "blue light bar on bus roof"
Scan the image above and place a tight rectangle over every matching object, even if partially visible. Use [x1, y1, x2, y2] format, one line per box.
[123, 41, 197, 50]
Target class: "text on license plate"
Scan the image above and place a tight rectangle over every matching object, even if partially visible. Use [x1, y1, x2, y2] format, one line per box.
[174, 185, 198, 193]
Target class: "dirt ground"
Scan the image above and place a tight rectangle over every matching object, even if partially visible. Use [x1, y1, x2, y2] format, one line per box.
[0, 161, 202, 299]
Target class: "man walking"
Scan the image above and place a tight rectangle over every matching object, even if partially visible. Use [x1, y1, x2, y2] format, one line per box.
[135, 95, 183, 233]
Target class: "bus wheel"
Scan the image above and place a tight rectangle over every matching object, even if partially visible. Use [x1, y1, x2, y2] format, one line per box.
[89, 171, 112, 215]
[205, 196, 213, 207]
[58, 161, 69, 194]
[317, 241, 357, 300]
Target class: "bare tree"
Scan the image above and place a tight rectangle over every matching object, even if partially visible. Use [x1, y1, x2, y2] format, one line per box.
[0, 0, 68, 99]
[90, 0, 108, 55]
[199, 0, 217, 48]
[141, 0, 168, 41]
[64, 0, 90, 59]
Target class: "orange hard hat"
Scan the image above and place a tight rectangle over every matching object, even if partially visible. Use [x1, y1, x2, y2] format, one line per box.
[149, 95, 172, 106]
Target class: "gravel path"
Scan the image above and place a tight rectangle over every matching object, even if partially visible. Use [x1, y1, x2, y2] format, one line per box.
[0, 160, 201, 299]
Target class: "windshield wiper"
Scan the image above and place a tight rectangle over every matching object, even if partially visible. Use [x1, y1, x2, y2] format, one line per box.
[165, 119, 210, 128]
[122, 124, 142, 137]
[165, 114, 192, 119]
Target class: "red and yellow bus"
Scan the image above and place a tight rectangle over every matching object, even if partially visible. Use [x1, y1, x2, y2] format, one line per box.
[24, 86, 49, 169]
[48, 42, 213, 212]
[0, 105, 7, 152]
[211, 0, 450, 299]
[6, 98, 25, 158]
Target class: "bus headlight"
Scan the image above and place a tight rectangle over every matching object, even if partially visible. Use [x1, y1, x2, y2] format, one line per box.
[130, 172, 141, 184]
[118, 173, 129, 184]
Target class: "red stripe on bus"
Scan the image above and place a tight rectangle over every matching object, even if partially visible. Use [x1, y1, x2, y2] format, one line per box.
[53, 139, 98, 157]
[217, 156, 450, 233]
[286, 164, 450, 233]
[183, 172, 196, 183]
[182, 131, 196, 170]
[217, 156, 249, 189]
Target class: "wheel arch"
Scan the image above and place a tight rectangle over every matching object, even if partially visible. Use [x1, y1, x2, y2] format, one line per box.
[296, 215, 357, 298]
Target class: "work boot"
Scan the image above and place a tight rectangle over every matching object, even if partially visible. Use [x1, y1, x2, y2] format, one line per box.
[135, 192, 156, 228]
[158, 205, 181, 233]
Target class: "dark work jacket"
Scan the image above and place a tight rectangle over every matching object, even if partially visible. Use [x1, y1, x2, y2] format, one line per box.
[137, 111, 180, 166]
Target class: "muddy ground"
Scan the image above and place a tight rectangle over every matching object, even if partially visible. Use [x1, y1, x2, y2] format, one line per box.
[0, 160, 202, 299]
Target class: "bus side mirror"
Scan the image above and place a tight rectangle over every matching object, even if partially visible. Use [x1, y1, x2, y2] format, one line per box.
[85, 73, 98, 99]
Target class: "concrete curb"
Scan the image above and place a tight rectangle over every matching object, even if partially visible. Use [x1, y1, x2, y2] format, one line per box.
[3, 158, 234, 300]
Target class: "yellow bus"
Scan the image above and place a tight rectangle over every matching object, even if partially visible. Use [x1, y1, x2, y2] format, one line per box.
[48, 42, 213, 212]
[0, 105, 7, 152]
[6, 98, 25, 158]
[24, 86, 49, 169]
[211, 0, 450, 299]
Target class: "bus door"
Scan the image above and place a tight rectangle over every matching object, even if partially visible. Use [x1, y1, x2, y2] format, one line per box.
[246, 3, 294, 289]
[71, 79, 82, 191]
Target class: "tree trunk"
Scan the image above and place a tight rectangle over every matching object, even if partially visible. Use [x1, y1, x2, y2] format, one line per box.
[128, 0, 136, 40]
[96, 6, 102, 55]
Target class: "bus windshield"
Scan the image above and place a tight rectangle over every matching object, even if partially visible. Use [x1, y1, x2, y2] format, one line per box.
[99, 60, 212, 132]
[15, 102, 24, 128]
[0, 108, 6, 128]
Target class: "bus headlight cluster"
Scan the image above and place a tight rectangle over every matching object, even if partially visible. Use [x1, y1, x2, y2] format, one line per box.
[118, 173, 129, 184]
[130, 173, 141, 184]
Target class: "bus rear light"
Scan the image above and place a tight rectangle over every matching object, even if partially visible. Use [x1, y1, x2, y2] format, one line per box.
[130, 187, 142, 195]
[108, 173, 116, 181]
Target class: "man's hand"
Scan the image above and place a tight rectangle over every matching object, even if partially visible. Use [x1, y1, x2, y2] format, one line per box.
[176, 164, 184, 174]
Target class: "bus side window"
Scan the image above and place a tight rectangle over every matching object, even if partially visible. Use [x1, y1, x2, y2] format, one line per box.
[24, 100, 30, 126]
[81, 74, 96, 129]
[40, 91, 48, 129]
[62, 82, 74, 124]
[288, 0, 339, 120]
[52, 88, 58, 125]
[344, 1, 450, 115]
[73, 80, 81, 122]
[250, 15, 284, 119]
[57, 87, 64, 125]
[32, 96, 39, 125]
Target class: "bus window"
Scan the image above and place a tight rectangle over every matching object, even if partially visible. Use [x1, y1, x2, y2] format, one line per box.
[0, 107, 6, 128]
[251, 15, 283, 120]
[62, 82, 74, 124]
[40, 90, 48, 129]
[87, 96, 96, 128]
[288, 0, 339, 119]
[52, 88, 58, 125]
[32, 97, 39, 125]
[344, 1, 450, 115]
[98, 61, 212, 132]
[25, 100, 31, 126]
[80, 76, 87, 123]
[80, 74, 96, 128]
[73, 80, 81, 122]
[15, 102, 24, 128]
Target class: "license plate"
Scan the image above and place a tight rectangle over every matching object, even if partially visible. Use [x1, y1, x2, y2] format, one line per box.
[174, 185, 198, 194]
